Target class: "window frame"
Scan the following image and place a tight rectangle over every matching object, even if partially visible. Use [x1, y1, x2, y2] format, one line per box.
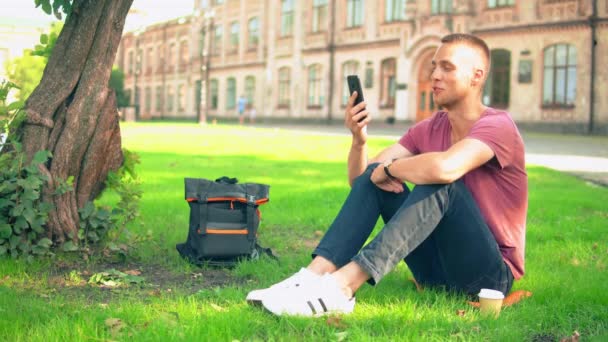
[278, 67, 291, 108]
[542, 43, 577, 108]
[379, 58, 397, 108]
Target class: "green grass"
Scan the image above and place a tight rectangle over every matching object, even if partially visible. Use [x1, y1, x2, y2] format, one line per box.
[1, 122, 607, 341]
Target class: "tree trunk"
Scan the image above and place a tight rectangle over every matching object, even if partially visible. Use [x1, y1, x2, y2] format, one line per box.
[21, 0, 133, 243]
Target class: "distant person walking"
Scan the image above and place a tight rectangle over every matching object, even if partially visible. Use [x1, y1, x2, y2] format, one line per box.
[237, 94, 247, 125]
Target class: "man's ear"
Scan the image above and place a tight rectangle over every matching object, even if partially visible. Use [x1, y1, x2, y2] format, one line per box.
[471, 68, 485, 87]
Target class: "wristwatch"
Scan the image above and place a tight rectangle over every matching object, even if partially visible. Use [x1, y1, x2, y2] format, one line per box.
[383, 159, 396, 179]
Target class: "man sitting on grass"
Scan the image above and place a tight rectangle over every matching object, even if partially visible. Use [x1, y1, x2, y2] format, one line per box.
[247, 33, 528, 316]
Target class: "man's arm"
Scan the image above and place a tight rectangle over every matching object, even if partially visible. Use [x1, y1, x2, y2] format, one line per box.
[371, 138, 495, 188]
[348, 142, 413, 186]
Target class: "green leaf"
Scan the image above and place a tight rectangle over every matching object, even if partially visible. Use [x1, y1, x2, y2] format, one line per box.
[0, 198, 13, 209]
[0, 223, 11, 239]
[7, 100, 25, 111]
[0, 245, 6, 255]
[32, 150, 51, 165]
[23, 207, 36, 224]
[41, 0, 52, 14]
[32, 245, 47, 255]
[18, 242, 31, 253]
[13, 217, 27, 234]
[40, 34, 48, 44]
[87, 231, 99, 242]
[62, 240, 78, 252]
[9, 235, 20, 249]
[80, 202, 94, 220]
[37, 238, 53, 248]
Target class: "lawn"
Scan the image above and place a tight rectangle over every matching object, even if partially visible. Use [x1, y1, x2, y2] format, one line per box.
[1, 122, 606, 341]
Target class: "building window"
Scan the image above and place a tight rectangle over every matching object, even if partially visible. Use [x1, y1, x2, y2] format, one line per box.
[179, 41, 189, 70]
[307, 64, 324, 107]
[128, 50, 134, 75]
[229, 22, 239, 53]
[245, 76, 255, 105]
[431, 0, 452, 14]
[157, 45, 164, 72]
[213, 25, 223, 55]
[341, 61, 360, 106]
[380, 58, 396, 107]
[385, 0, 405, 22]
[483, 49, 511, 109]
[144, 87, 151, 112]
[312, 0, 328, 32]
[487, 0, 514, 8]
[136, 48, 143, 75]
[347, 0, 364, 27]
[155, 86, 163, 112]
[543, 44, 576, 107]
[248, 17, 259, 49]
[166, 85, 174, 112]
[364, 63, 374, 88]
[210, 79, 219, 109]
[178, 84, 186, 112]
[278, 67, 291, 107]
[281, 0, 294, 37]
[146, 48, 154, 74]
[226, 77, 236, 109]
[169, 43, 176, 66]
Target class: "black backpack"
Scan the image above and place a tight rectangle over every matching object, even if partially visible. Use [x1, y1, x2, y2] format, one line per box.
[176, 176, 276, 267]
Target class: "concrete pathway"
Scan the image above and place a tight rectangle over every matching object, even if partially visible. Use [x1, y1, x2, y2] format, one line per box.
[250, 122, 608, 187]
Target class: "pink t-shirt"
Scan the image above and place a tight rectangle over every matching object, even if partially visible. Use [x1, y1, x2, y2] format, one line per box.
[399, 109, 528, 280]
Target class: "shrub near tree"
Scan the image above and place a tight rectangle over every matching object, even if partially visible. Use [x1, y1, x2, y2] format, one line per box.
[0, 0, 136, 258]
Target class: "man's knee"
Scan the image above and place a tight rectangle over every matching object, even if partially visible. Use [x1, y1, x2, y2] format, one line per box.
[352, 163, 380, 187]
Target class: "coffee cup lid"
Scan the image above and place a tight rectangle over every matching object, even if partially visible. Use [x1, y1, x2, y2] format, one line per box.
[478, 288, 505, 299]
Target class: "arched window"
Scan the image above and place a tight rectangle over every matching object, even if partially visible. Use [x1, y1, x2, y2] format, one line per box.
[226, 77, 236, 109]
[210, 79, 219, 109]
[380, 58, 396, 108]
[346, 0, 364, 27]
[248, 17, 259, 49]
[166, 85, 174, 112]
[308, 64, 324, 107]
[342, 60, 360, 106]
[312, 0, 328, 32]
[213, 25, 223, 55]
[385, 0, 406, 22]
[543, 44, 576, 107]
[229, 22, 239, 53]
[281, 0, 294, 36]
[278, 67, 291, 108]
[178, 84, 186, 112]
[483, 49, 511, 108]
[431, 0, 452, 15]
[245, 76, 256, 105]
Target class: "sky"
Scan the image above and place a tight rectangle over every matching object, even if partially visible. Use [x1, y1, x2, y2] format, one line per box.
[0, 0, 195, 30]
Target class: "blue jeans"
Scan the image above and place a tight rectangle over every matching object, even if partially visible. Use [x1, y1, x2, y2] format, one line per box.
[313, 163, 513, 296]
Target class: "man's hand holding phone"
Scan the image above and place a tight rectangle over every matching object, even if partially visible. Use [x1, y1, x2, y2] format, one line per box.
[345, 75, 370, 145]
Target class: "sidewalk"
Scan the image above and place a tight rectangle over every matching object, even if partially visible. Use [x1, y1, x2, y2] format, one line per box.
[251, 121, 608, 187]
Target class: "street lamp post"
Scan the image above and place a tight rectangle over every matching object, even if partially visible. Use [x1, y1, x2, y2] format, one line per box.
[134, 29, 143, 121]
[202, 10, 215, 125]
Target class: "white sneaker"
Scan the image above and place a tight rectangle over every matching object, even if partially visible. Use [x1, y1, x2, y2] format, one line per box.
[261, 273, 356, 317]
[246, 268, 321, 305]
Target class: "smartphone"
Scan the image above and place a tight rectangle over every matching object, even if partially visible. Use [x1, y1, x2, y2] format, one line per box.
[347, 75, 366, 122]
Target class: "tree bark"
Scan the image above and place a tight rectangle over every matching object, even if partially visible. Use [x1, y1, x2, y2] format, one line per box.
[20, 0, 133, 243]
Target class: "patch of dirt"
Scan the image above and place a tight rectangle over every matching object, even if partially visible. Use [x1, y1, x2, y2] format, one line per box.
[40, 259, 247, 303]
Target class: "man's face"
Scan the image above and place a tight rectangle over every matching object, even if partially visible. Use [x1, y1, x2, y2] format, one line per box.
[430, 43, 485, 109]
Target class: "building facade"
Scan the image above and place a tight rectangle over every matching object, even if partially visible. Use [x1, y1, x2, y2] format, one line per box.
[116, 0, 608, 133]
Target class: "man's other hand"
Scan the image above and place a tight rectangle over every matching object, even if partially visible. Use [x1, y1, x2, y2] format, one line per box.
[370, 164, 405, 193]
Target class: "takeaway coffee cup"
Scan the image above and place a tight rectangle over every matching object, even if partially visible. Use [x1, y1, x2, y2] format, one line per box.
[478, 288, 504, 318]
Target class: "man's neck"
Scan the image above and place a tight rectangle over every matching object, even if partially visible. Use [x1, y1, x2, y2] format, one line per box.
[445, 97, 487, 142]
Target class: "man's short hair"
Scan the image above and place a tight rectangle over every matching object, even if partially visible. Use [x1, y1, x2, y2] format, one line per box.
[441, 34, 490, 76]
